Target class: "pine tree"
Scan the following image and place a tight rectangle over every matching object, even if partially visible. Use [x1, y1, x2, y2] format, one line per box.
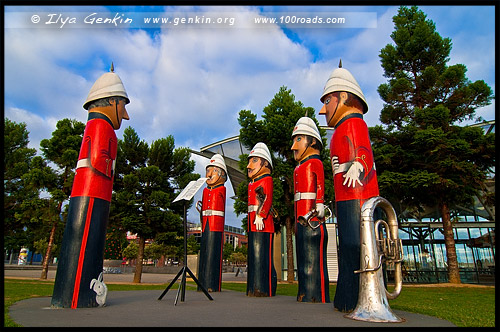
[38, 118, 85, 278]
[104, 226, 127, 260]
[236, 86, 333, 282]
[113, 127, 199, 283]
[4, 119, 37, 255]
[371, 6, 494, 283]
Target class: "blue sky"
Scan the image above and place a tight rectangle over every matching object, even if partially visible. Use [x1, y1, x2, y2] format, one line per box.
[4, 5, 496, 228]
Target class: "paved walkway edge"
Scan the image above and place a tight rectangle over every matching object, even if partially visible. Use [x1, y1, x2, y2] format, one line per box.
[9, 289, 455, 327]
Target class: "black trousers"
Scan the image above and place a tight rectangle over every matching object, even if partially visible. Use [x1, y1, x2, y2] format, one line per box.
[246, 231, 277, 297]
[51, 196, 109, 308]
[333, 199, 361, 312]
[296, 222, 330, 303]
[197, 223, 223, 292]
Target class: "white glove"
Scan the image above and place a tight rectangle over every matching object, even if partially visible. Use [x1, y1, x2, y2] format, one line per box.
[331, 155, 340, 172]
[343, 161, 364, 188]
[316, 203, 325, 218]
[254, 215, 264, 231]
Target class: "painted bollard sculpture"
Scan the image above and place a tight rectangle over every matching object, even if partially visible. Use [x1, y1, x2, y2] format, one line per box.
[291, 116, 330, 303]
[246, 142, 277, 297]
[319, 61, 379, 312]
[51, 64, 130, 308]
[319, 61, 403, 322]
[197, 154, 227, 292]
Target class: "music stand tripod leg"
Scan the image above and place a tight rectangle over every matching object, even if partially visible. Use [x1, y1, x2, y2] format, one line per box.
[174, 267, 187, 305]
[159, 184, 215, 304]
[158, 266, 184, 300]
[185, 266, 213, 300]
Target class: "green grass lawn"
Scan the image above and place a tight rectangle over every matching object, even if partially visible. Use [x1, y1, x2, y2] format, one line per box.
[4, 278, 495, 327]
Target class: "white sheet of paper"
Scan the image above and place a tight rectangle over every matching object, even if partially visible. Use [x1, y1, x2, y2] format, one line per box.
[173, 177, 208, 202]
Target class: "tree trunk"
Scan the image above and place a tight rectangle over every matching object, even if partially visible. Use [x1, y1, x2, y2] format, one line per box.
[285, 216, 295, 283]
[440, 202, 461, 284]
[29, 250, 34, 265]
[40, 219, 57, 279]
[41, 200, 63, 279]
[133, 236, 145, 283]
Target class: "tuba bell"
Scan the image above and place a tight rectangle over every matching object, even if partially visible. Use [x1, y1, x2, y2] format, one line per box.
[345, 196, 404, 323]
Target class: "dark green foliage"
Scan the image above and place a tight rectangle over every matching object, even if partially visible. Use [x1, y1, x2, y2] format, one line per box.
[372, 6, 494, 283]
[235, 86, 334, 226]
[4, 119, 38, 250]
[372, 6, 494, 218]
[104, 226, 128, 260]
[235, 86, 334, 280]
[111, 127, 199, 263]
[4, 118, 85, 269]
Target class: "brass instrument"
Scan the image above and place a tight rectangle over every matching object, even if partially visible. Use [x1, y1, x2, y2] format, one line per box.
[255, 186, 279, 219]
[345, 196, 404, 323]
[298, 205, 332, 229]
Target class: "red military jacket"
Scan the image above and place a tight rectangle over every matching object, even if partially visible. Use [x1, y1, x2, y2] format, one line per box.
[71, 116, 117, 202]
[201, 184, 226, 232]
[330, 114, 379, 203]
[294, 155, 324, 224]
[248, 174, 274, 233]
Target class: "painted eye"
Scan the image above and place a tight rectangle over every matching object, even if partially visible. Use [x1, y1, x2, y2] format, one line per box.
[325, 97, 331, 105]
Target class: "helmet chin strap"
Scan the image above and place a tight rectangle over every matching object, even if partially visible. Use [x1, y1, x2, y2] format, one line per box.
[327, 100, 340, 127]
[252, 165, 263, 179]
[114, 102, 120, 129]
[295, 137, 311, 162]
[249, 160, 265, 180]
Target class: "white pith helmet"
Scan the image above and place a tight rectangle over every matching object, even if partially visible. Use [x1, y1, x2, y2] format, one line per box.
[292, 117, 322, 145]
[207, 153, 227, 174]
[320, 60, 368, 113]
[248, 142, 273, 168]
[83, 63, 130, 110]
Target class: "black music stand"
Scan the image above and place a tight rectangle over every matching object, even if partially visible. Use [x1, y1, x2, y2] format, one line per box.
[158, 178, 213, 305]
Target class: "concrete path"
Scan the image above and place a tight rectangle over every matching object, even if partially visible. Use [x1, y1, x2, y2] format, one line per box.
[9, 289, 455, 327]
[5, 266, 456, 327]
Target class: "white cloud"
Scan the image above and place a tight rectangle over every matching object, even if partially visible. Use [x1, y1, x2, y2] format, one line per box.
[5, 107, 59, 154]
[126, 8, 316, 149]
[4, 5, 495, 228]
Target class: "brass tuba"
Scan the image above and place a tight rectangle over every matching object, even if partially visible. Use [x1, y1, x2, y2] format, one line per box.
[345, 196, 404, 323]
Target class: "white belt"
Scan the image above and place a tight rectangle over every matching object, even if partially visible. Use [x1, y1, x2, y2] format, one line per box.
[294, 192, 316, 202]
[248, 205, 259, 213]
[76, 158, 91, 169]
[76, 158, 116, 171]
[202, 210, 225, 217]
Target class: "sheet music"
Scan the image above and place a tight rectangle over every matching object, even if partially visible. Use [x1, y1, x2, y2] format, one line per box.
[173, 177, 208, 202]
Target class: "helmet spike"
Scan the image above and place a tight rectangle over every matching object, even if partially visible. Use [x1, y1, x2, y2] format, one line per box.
[83, 65, 129, 109]
[339, 59, 342, 68]
[110, 62, 114, 72]
[320, 60, 368, 112]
